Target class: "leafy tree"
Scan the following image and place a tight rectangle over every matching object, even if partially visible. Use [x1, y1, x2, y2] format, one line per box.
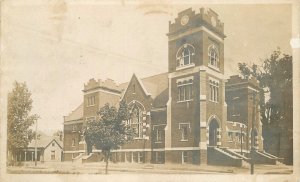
[238, 49, 292, 126]
[53, 130, 63, 141]
[53, 130, 62, 136]
[238, 49, 292, 163]
[84, 101, 134, 174]
[7, 81, 39, 164]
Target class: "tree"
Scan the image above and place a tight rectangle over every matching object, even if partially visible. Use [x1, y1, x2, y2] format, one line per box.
[7, 81, 40, 165]
[84, 101, 134, 174]
[238, 49, 293, 164]
[53, 130, 63, 136]
[53, 130, 63, 141]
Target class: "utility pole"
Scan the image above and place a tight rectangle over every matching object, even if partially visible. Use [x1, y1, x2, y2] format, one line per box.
[250, 92, 256, 174]
[34, 119, 38, 166]
[240, 125, 243, 155]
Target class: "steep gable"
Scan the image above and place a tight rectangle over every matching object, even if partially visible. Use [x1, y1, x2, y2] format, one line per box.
[121, 74, 152, 102]
[120, 73, 168, 106]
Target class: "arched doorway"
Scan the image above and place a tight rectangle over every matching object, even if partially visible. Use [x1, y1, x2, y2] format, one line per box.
[209, 119, 219, 146]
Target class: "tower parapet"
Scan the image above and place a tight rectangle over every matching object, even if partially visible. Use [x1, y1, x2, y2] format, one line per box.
[226, 75, 260, 90]
[168, 8, 225, 38]
[83, 78, 122, 93]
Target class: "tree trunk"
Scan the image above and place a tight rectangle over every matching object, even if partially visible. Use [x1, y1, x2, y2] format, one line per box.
[7, 150, 13, 166]
[278, 133, 281, 157]
[105, 156, 109, 174]
[104, 150, 110, 174]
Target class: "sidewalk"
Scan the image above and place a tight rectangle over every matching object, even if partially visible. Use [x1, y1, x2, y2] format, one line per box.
[82, 162, 238, 174]
[6, 161, 292, 174]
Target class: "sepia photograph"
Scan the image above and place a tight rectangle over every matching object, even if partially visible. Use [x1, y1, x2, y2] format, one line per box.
[1, 0, 299, 181]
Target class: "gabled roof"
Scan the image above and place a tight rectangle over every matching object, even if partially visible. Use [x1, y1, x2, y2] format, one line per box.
[152, 88, 168, 108]
[66, 72, 169, 123]
[120, 73, 152, 101]
[140, 72, 168, 99]
[28, 136, 63, 149]
[120, 72, 169, 107]
[64, 103, 83, 122]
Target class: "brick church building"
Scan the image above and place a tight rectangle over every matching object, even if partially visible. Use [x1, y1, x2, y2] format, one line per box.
[63, 8, 282, 166]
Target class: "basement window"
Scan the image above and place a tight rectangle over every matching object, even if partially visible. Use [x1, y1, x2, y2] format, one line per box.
[138, 152, 144, 163]
[228, 132, 233, 142]
[182, 151, 188, 164]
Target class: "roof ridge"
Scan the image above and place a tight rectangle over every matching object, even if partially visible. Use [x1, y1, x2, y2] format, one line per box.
[141, 72, 168, 81]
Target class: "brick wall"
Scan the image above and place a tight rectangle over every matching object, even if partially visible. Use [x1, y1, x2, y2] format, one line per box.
[225, 76, 262, 151]
[170, 73, 200, 148]
[121, 74, 152, 150]
[63, 122, 83, 152]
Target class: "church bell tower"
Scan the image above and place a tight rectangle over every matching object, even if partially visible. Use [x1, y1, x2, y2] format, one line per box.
[165, 8, 227, 164]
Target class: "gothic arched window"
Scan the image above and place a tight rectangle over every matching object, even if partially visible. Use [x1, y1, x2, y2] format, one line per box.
[130, 105, 143, 138]
[182, 48, 191, 65]
[208, 45, 219, 68]
[176, 44, 195, 67]
[209, 79, 219, 102]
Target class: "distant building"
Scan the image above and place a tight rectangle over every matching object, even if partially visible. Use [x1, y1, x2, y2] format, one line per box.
[15, 135, 63, 162]
[63, 8, 282, 166]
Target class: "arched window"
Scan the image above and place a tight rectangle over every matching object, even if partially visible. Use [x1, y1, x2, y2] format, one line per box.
[130, 105, 143, 138]
[208, 45, 219, 67]
[209, 79, 219, 102]
[182, 48, 191, 65]
[177, 77, 193, 102]
[176, 44, 195, 67]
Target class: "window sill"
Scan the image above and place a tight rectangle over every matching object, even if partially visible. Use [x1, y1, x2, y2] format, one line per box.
[86, 105, 96, 108]
[177, 99, 193, 103]
[176, 63, 195, 71]
[72, 131, 77, 133]
[208, 64, 220, 72]
[155, 141, 162, 144]
[228, 141, 233, 143]
[209, 100, 219, 103]
[180, 140, 188, 142]
[134, 137, 145, 140]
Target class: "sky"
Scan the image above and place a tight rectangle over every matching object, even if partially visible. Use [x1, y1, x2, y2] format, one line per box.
[1, 1, 292, 135]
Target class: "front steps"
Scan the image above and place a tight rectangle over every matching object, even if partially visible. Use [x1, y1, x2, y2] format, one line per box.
[207, 146, 244, 167]
[252, 150, 281, 165]
[72, 153, 84, 163]
[82, 153, 104, 163]
[209, 147, 283, 167]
